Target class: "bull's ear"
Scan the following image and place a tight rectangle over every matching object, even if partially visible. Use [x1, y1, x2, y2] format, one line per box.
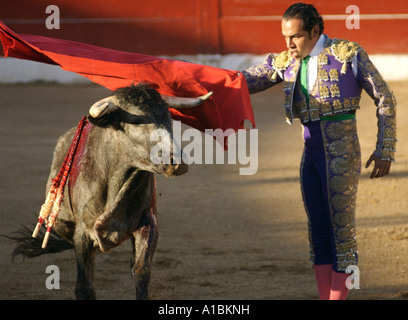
[89, 96, 120, 118]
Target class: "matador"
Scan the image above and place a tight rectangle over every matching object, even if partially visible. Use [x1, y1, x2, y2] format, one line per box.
[242, 3, 397, 300]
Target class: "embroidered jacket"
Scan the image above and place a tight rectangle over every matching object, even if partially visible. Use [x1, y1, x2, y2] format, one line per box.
[243, 35, 397, 161]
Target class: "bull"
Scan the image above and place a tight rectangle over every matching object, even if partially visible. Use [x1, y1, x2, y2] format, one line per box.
[9, 84, 212, 300]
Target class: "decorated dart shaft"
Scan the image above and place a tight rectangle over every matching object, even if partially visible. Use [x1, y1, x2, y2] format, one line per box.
[32, 186, 58, 238]
[33, 116, 87, 248]
[32, 217, 45, 238]
[41, 191, 64, 248]
[42, 225, 53, 249]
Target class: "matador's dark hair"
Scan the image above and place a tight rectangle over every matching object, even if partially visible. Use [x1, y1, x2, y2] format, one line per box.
[283, 3, 324, 36]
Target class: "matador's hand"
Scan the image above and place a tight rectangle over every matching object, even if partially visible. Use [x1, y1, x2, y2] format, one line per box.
[365, 154, 391, 179]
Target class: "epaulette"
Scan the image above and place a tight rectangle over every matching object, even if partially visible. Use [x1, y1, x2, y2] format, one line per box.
[271, 51, 293, 80]
[330, 39, 363, 74]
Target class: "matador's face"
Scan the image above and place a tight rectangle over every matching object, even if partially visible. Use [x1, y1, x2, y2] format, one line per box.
[281, 18, 319, 59]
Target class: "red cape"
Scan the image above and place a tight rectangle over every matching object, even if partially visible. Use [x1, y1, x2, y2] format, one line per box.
[0, 21, 255, 136]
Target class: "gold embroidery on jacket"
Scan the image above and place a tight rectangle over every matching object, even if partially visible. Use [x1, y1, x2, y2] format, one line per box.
[330, 84, 341, 98]
[320, 85, 330, 98]
[351, 97, 360, 108]
[343, 98, 351, 109]
[329, 69, 339, 81]
[333, 100, 343, 112]
[319, 69, 329, 81]
[318, 54, 328, 66]
[309, 97, 320, 120]
[322, 101, 332, 115]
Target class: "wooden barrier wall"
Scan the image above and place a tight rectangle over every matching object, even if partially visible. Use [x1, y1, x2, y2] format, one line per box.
[1, 0, 407, 55]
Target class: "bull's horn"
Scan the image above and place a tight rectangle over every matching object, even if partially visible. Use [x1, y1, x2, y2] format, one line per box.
[161, 91, 213, 109]
[89, 96, 120, 118]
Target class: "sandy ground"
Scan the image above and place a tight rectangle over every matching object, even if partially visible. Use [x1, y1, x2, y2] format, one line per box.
[0, 81, 407, 300]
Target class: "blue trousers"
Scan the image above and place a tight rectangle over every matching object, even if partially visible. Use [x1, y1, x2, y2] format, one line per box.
[300, 119, 361, 272]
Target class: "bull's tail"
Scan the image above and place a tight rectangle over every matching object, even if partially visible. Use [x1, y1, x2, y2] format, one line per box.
[4, 225, 73, 261]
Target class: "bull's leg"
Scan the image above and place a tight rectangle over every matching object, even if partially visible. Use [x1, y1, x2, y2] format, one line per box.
[73, 227, 97, 300]
[130, 212, 158, 300]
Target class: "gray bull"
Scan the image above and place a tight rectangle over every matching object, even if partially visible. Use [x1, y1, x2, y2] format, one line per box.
[10, 84, 212, 300]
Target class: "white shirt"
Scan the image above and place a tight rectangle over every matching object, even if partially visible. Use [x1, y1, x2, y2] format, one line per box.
[306, 34, 358, 94]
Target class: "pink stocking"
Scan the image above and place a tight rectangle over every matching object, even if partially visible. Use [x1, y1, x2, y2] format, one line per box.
[330, 271, 349, 300]
[313, 264, 332, 300]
